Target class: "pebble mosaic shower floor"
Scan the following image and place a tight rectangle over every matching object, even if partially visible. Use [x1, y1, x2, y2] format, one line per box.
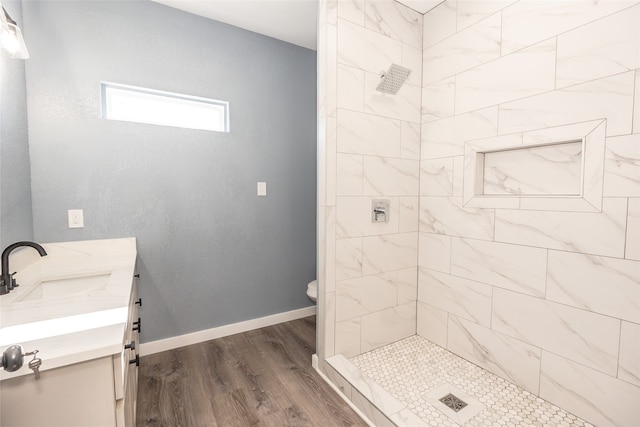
[350, 335, 592, 427]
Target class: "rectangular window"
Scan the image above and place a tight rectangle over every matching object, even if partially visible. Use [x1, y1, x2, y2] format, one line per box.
[101, 82, 229, 132]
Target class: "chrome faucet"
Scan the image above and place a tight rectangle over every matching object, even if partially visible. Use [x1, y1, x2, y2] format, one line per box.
[0, 241, 47, 295]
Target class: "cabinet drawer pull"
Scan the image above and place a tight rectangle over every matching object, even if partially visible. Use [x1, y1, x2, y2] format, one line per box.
[124, 341, 135, 350]
[134, 298, 142, 306]
[129, 354, 139, 366]
[132, 318, 141, 333]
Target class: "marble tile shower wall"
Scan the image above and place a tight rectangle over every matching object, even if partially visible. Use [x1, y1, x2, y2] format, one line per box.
[317, 0, 424, 364]
[418, 1, 640, 426]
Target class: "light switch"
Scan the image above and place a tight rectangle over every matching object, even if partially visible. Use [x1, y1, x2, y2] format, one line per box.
[68, 209, 84, 228]
[257, 182, 267, 196]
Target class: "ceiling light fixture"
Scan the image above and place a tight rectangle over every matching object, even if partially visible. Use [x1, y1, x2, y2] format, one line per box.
[1, 5, 29, 59]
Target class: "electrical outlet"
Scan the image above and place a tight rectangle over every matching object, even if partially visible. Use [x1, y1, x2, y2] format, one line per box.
[68, 209, 84, 228]
[257, 182, 267, 196]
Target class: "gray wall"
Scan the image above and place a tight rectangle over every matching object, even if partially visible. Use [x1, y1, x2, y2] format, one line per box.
[0, 0, 34, 249]
[22, 0, 317, 342]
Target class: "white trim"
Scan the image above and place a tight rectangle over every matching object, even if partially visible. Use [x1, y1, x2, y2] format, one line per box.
[100, 81, 230, 132]
[139, 306, 316, 356]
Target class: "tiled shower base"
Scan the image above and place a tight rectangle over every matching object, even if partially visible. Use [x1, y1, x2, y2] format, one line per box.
[325, 335, 592, 427]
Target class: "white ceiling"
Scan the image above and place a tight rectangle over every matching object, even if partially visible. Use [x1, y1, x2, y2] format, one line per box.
[152, 0, 443, 51]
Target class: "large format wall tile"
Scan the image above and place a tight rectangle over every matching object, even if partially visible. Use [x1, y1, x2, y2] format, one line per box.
[619, 321, 640, 387]
[627, 198, 640, 260]
[546, 250, 640, 323]
[635, 69, 640, 133]
[335, 318, 361, 358]
[362, 232, 418, 275]
[540, 352, 640, 427]
[337, 19, 402, 74]
[556, 5, 640, 88]
[364, 0, 422, 49]
[337, 109, 401, 157]
[422, 107, 498, 159]
[456, 0, 517, 31]
[337, 64, 364, 112]
[361, 302, 416, 352]
[499, 71, 636, 137]
[494, 197, 628, 258]
[492, 289, 620, 376]
[418, 232, 451, 273]
[338, 0, 364, 25]
[416, 301, 448, 347]
[451, 238, 547, 297]
[402, 44, 423, 87]
[422, 13, 501, 85]
[363, 156, 419, 196]
[501, 0, 636, 55]
[336, 237, 363, 280]
[397, 266, 417, 304]
[603, 133, 640, 197]
[401, 121, 420, 160]
[422, 0, 456, 49]
[422, 76, 455, 123]
[448, 315, 541, 394]
[455, 39, 556, 114]
[420, 157, 454, 196]
[398, 196, 419, 232]
[337, 153, 363, 196]
[420, 196, 495, 241]
[418, 268, 492, 327]
[336, 271, 398, 321]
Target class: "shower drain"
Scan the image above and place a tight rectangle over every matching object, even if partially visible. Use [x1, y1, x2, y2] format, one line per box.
[439, 393, 468, 412]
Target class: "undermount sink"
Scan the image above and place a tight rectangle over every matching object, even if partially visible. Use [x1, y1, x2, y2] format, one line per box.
[13, 272, 112, 302]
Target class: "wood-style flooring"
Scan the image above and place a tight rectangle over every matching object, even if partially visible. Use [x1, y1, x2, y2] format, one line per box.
[136, 316, 368, 427]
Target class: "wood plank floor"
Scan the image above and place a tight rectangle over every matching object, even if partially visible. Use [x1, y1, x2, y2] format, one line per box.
[136, 316, 368, 427]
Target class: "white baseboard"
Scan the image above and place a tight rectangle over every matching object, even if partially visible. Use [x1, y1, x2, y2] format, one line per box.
[140, 305, 317, 356]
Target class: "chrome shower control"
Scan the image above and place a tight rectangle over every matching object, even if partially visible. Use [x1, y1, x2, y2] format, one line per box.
[372, 199, 390, 223]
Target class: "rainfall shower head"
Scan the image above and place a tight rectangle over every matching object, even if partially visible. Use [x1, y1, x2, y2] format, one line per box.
[376, 64, 411, 95]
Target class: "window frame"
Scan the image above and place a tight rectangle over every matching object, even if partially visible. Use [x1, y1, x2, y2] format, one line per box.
[100, 82, 229, 133]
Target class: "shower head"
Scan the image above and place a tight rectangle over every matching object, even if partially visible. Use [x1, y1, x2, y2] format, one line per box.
[376, 64, 411, 95]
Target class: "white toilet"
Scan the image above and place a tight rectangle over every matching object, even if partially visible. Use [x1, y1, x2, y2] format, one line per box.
[306, 280, 317, 302]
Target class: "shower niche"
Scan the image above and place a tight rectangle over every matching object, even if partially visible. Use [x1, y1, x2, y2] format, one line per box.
[463, 119, 607, 212]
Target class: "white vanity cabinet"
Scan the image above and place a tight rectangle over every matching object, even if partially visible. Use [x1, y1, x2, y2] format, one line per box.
[115, 281, 140, 427]
[0, 281, 140, 427]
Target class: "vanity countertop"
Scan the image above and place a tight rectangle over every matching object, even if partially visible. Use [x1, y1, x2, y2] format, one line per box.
[0, 238, 137, 380]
